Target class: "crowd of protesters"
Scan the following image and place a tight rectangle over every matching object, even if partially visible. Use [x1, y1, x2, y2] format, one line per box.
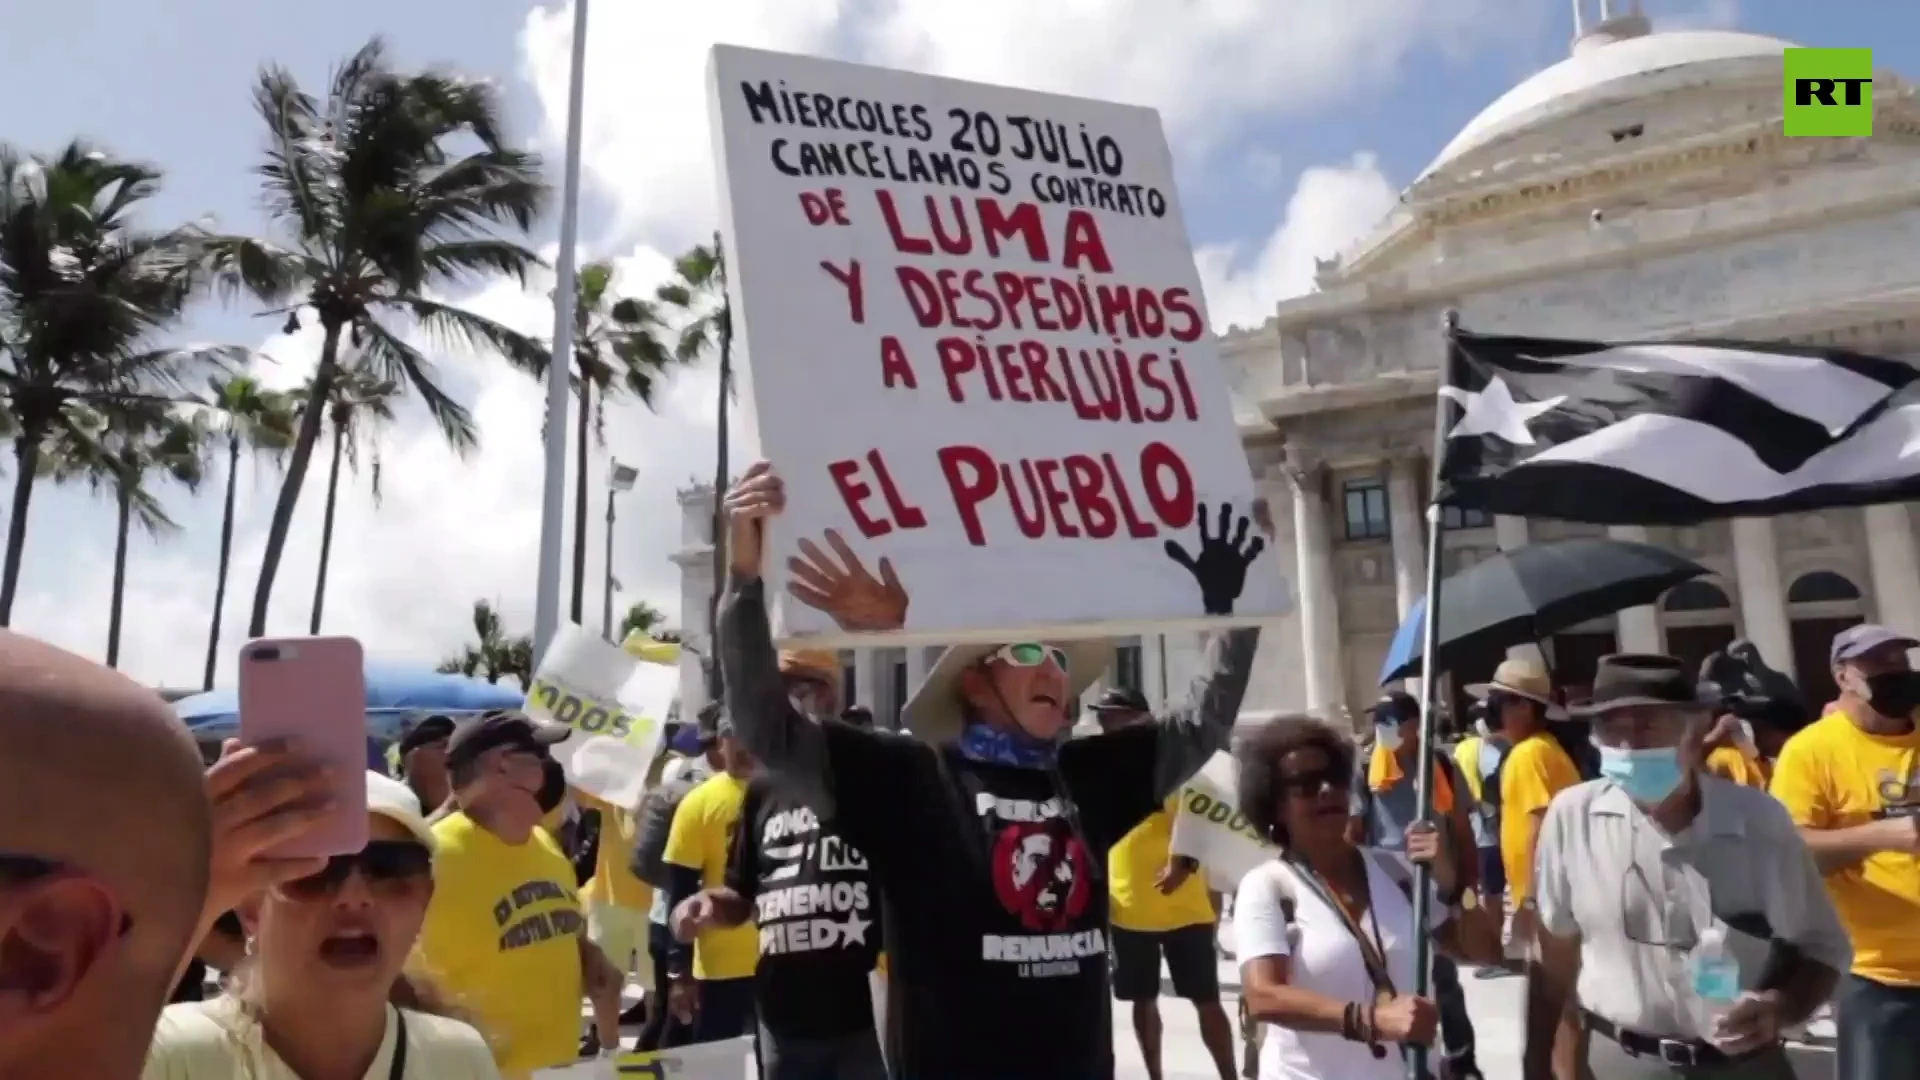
[3, 459, 1919, 1080]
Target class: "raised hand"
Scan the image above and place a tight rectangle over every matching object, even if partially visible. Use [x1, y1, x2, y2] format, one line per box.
[722, 461, 785, 579]
[1165, 502, 1267, 616]
[787, 529, 910, 632]
[203, 738, 335, 915]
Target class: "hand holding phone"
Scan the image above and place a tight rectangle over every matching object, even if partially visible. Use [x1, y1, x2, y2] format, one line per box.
[237, 636, 370, 858]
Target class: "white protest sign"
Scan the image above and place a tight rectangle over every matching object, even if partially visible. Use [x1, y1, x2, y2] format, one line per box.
[523, 625, 676, 809]
[708, 46, 1289, 647]
[1168, 751, 1273, 893]
[532, 1036, 756, 1079]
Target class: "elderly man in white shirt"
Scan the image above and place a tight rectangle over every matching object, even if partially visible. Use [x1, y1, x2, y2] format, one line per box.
[1526, 654, 1849, 1080]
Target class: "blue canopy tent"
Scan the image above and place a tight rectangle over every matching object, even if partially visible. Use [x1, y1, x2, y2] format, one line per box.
[173, 663, 527, 745]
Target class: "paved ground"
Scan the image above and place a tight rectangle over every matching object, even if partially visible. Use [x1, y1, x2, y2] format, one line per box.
[590, 931, 1840, 1079]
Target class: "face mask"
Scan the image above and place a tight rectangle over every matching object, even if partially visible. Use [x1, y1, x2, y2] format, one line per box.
[1375, 724, 1403, 752]
[1598, 745, 1685, 804]
[1473, 718, 1492, 738]
[1862, 671, 1920, 718]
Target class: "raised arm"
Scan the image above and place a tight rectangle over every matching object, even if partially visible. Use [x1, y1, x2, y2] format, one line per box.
[716, 463, 835, 811]
[719, 573, 833, 811]
[1150, 627, 1261, 802]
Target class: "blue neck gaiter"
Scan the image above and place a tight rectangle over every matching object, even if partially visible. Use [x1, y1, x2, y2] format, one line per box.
[956, 718, 1059, 769]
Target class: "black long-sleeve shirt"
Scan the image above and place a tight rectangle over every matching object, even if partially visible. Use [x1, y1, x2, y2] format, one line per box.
[719, 574, 1257, 1079]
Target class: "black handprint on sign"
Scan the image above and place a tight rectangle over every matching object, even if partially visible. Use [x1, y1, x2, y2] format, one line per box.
[1165, 502, 1267, 616]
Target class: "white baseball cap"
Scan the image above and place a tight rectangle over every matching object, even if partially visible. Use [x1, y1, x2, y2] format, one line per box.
[368, 771, 438, 854]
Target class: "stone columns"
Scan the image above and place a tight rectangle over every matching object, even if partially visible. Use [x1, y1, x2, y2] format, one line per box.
[1287, 458, 1346, 717]
[1864, 504, 1920, 634]
[1387, 454, 1426, 620]
[1607, 525, 1664, 653]
[1729, 517, 1794, 675]
[1493, 515, 1529, 554]
[1490, 516, 1548, 666]
[853, 648, 885, 714]
[905, 645, 932, 698]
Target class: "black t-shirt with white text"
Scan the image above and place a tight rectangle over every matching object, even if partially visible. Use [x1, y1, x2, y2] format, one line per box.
[726, 773, 880, 1041]
[822, 722, 1164, 1079]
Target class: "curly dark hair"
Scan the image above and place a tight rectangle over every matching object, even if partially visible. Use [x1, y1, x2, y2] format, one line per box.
[1234, 713, 1355, 847]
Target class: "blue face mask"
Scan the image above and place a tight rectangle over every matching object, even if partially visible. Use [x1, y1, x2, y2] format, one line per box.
[1598, 745, 1685, 804]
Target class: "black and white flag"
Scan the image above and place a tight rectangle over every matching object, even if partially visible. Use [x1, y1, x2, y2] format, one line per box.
[1436, 331, 1920, 525]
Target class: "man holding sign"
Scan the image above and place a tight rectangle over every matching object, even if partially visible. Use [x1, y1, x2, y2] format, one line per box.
[718, 461, 1264, 1079]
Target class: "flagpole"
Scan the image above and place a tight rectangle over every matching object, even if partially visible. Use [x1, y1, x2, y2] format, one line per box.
[1406, 308, 1459, 1080]
[533, 0, 591, 664]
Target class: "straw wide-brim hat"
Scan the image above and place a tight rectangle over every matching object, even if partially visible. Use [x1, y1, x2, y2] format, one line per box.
[778, 648, 843, 681]
[1464, 657, 1567, 721]
[900, 639, 1114, 744]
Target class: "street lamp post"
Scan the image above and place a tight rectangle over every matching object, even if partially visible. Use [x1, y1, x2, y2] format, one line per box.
[603, 459, 639, 640]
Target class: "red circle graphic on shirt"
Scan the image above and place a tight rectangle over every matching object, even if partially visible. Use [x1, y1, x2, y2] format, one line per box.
[990, 821, 1092, 932]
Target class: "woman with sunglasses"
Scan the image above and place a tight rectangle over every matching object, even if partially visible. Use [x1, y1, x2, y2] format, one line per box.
[1232, 715, 1501, 1080]
[142, 773, 501, 1079]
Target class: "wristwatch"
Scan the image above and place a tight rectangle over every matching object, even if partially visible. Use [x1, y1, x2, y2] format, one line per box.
[1438, 884, 1479, 911]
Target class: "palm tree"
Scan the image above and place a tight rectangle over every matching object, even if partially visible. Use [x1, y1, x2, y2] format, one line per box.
[197, 39, 550, 637]
[198, 374, 295, 688]
[550, 259, 677, 625]
[304, 364, 402, 634]
[0, 142, 240, 624]
[654, 238, 730, 701]
[48, 403, 206, 667]
[436, 598, 532, 684]
[618, 599, 665, 642]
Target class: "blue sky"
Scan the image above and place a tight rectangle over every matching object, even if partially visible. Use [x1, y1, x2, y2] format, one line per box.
[2, 0, 1909, 683]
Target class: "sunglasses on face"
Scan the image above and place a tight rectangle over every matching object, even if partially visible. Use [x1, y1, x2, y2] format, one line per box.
[990, 643, 1070, 671]
[1279, 768, 1350, 796]
[278, 840, 432, 901]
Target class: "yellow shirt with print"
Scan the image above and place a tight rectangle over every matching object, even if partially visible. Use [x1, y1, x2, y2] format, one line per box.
[663, 772, 758, 981]
[1771, 708, 1920, 985]
[413, 812, 585, 1078]
[576, 791, 653, 911]
[1705, 744, 1770, 789]
[1109, 795, 1216, 932]
[1500, 731, 1580, 907]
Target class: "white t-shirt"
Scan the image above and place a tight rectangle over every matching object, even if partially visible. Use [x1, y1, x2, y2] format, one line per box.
[1233, 855, 1447, 1080]
[142, 998, 500, 1080]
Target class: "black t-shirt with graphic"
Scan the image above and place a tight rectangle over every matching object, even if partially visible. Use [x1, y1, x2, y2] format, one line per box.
[823, 721, 1164, 1079]
[725, 773, 880, 1041]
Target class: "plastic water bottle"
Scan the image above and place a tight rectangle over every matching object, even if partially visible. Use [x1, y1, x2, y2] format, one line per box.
[1691, 926, 1742, 1035]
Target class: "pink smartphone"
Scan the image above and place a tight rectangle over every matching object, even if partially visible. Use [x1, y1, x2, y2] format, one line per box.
[238, 636, 369, 857]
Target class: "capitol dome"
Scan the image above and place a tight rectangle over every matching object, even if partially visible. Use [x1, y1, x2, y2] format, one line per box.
[1419, 19, 1796, 181]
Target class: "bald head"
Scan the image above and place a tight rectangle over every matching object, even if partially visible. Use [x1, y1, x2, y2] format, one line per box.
[0, 631, 212, 1078]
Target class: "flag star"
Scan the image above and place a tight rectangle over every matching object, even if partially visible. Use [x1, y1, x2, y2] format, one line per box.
[838, 912, 872, 945]
[1439, 377, 1565, 445]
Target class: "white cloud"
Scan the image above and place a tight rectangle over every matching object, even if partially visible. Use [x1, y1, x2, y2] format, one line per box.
[521, 0, 1525, 241]
[1194, 154, 1399, 332]
[15, 249, 733, 687]
[10, 0, 1501, 686]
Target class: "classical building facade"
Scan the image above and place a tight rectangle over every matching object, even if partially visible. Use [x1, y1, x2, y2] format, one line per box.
[671, 10, 1920, 727]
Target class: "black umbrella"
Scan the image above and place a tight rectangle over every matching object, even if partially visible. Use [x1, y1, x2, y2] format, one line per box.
[1379, 538, 1710, 683]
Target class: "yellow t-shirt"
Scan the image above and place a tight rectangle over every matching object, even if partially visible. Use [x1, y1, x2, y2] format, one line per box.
[1109, 795, 1217, 932]
[413, 813, 585, 1077]
[142, 999, 500, 1080]
[1500, 732, 1581, 907]
[1455, 736, 1487, 803]
[1705, 744, 1770, 789]
[663, 773, 759, 980]
[576, 791, 653, 912]
[1771, 709, 1920, 984]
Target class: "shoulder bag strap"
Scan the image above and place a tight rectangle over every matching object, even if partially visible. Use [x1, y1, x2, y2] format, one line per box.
[387, 1007, 408, 1080]
[1281, 854, 1398, 999]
